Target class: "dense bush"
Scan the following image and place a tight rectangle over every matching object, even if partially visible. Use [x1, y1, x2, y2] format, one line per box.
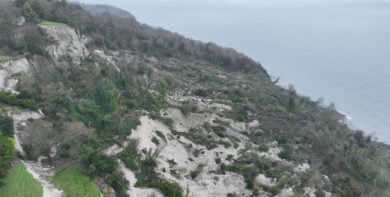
[1, 1, 388, 196]
[0, 133, 14, 185]
[105, 172, 129, 197]
[226, 164, 259, 190]
[4, 0, 268, 75]
[0, 117, 13, 137]
[138, 179, 182, 197]
[81, 144, 117, 175]
[119, 140, 140, 171]
[0, 90, 35, 109]
[120, 146, 183, 197]
[225, 154, 270, 190]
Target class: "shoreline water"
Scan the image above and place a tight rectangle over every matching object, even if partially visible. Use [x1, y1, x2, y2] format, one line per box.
[276, 81, 390, 145]
[75, 0, 390, 144]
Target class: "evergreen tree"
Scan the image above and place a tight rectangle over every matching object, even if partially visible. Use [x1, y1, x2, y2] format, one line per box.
[0, 9, 14, 46]
[15, 0, 28, 7]
[31, 0, 45, 18]
[22, 2, 39, 24]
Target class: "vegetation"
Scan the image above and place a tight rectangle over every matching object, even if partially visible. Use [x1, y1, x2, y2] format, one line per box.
[225, 154, 270, 190]
[120, 143, 183, 197]
[0, 55, 10, 62]
[155, 130, 166, 141]
[0, 133, 14, 184]
[0, 90, 35, 109]
[80, 144, 117, 175]
[53, 167, 100, 197]
[0, 1, 52, 56]
[39, 20, 64, 26]
[0, 163, 43, 197]
[119, 140, 139, 171]
[0, 116, 14, 137]
[0, 0, 389, 196]
[190, 165, 203, 180]
[151, 136, 160, 146]
[80, 142, 130, 196]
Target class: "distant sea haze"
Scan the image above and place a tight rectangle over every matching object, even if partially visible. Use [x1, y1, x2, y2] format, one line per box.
[77, 0, 390, 144]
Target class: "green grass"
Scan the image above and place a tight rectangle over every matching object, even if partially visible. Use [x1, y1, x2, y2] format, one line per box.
[53, 167, 100, 197]
[39, 20, 65, 26]
[0, 163, 43, 197]
[0, 55, 10, 62]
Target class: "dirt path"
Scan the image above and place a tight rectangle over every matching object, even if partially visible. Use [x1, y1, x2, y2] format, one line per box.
[11, 111, 64, 197]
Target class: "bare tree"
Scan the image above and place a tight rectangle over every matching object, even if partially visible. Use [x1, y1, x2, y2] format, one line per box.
[22, 119, 56, 164]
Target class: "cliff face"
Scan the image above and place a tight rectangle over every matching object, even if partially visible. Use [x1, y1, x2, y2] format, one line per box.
[40, 25, 89, 65]
[0, 24, 332, 197]
[0, 58, 29, 93]
[0, 1, 389, 197]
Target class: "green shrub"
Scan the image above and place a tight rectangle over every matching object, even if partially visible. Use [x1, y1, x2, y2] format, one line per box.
[217, 140, 232, 148]
[226, 164, 259, 189]
[92, 82, 119, 113]
[0, 133, 14, 182]
[154, 115, 174, 129]
[215, 158, 222, 164]
[258, 144, 269, 152]
[0, 116, 13, 137]
[265, 166, 290, 179]
[106, 172, 129, 197]
[0, 90, 36, 109]
[155, 130, 166, 141]
[276, 135, 288, 145]
[206, 143, 218, 150]
[151, 137, 160, 146]
[315, 190, 326, 197]
[190, 165, 203, 179]
[207, 124, 226, 138]
[254, 159, 270, 171]
[119, 140, 139, 171]
[139, 179, 182, 197]
[278, 144, 293, 161]
[58, 144, 71, 158]
[132, 149, 183, 197]
[212, 119, 230, 127]
[81, 145, 117, 175]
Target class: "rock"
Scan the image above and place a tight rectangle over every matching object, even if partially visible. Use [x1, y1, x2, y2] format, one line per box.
[255, 174, 276, 187]
[294, 163, 311, 173]
[93, 50, 120, 71]
[0, 58, 30, 93]
[13, 16, 25, 26]
[275, 187, 294, 197]
[40, 25, 89, 65]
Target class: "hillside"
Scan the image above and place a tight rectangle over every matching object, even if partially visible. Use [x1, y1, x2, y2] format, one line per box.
[0, 1, 389, 197]
[76, 3, 134, 18]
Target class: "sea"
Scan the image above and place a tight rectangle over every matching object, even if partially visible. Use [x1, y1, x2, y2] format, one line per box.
[77, 0, 390, 144]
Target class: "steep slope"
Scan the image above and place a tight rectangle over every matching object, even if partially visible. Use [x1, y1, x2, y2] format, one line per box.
[0, 1, 389, 197]
[40, 24, 89, 65]
[78, 3, 134, 18]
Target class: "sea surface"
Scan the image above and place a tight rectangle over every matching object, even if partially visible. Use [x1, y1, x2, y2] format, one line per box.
[78, 0, 390, 143]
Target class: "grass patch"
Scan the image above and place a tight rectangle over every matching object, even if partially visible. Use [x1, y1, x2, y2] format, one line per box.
[0, 55, 10, 62]
[0, 90, 35, 109]
[39, 20, 65, 26]
[0, 163, 43, 197]
[53, 167, 100, 197]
